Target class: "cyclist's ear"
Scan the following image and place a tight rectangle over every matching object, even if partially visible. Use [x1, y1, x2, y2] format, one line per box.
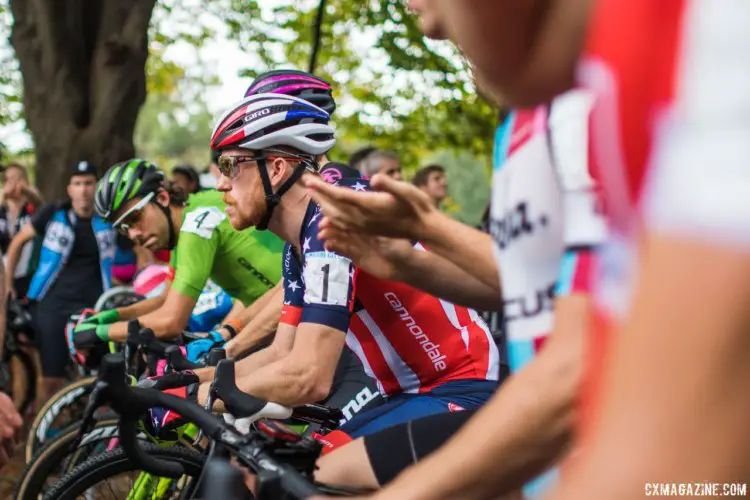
[155, 188, 171, 208]
[269, 157, 292, 188]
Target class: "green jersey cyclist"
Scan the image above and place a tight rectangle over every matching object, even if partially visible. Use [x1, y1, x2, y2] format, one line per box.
[72, 159, 284, 354]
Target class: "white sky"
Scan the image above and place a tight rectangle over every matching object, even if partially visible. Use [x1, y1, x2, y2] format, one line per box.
[0, 5, 256, 152]
[0, 0, 463, 153]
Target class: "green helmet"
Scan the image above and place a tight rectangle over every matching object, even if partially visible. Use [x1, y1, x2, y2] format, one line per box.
[95, 159, 164, 221]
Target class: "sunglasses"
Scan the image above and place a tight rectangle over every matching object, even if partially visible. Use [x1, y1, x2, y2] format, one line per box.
[112, 192, 154, 236]
[217, 155, 263, 179]
[217, 150, 310, 179]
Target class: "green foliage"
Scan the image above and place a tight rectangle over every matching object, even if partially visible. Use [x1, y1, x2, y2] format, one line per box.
[0, 1, 22, 131]
[1, 0, 497, 224]
[134, 1, 221, 172]
[427, 150, 491, 227]
[221, 0, 498, 222]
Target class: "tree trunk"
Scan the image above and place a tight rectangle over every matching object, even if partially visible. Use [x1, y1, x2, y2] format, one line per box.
[8, 0, 157, 200]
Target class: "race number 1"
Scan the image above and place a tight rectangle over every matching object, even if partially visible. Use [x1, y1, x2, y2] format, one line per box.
[304, 254, 352, 306]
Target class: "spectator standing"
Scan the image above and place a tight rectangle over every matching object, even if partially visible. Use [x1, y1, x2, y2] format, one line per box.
[412, 164, 448, 208]
[171, 164, 201, 195]
[5, 161, 115, 398]
[361, 150, 403, 180]
[199, 150, 221, 189]
[348, 146, 377, 172]
[0, 163, 43, 297]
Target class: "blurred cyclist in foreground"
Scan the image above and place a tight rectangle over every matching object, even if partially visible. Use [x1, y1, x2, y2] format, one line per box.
[312, 0, 750, 498]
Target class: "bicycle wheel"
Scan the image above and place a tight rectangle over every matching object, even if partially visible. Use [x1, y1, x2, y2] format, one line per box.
[19, 418, 202, 499]
[0, 346, 36, 415]
[42, 443, 205, 500]
[94, 286, 142, 311]
[17, 418, 124, 499]
[25, 376, 96, 462]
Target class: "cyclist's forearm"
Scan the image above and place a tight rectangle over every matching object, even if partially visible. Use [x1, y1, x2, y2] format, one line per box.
[418, 212, 500, 292]
[238, 360, 326, 406]
[378, 295, 587, 500]
[194, 367, 215, 383]
[396, 247, 500, 310]
[197, 353, 321, 411]
[232, 282, 282, 328]
[222, 299, 246, 323]
[194, 340, 289, 410]
[234, 342, 285, 378]
[106, 313, 185, 343]
[226, 291, 283, 359]
[117, 293, 167, 320]
[552, 238, 750, 500]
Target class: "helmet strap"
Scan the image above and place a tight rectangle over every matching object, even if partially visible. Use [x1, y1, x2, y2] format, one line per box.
[256, 158, 307, 231]
[150, 199, 177, 250]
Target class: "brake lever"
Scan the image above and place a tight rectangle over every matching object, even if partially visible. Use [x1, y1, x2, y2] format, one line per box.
[165, 345, 202, 373]
[196, 348, 227, 442]
[206, 348, 226, 367]
[211, 360, 276, 419]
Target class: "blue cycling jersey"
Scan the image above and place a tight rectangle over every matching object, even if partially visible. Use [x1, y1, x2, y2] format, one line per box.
[187, 280, 234, 332]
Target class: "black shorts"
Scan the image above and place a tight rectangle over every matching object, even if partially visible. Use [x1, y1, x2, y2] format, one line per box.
[307, 347, 383, 433]
[363, 409, 476, 485]
[32, 299, 86, 378]
[327, 347, 383, 420]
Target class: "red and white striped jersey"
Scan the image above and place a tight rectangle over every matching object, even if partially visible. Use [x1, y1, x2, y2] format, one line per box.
[280, 178, 500, 397]
[578, 0, 750, 430]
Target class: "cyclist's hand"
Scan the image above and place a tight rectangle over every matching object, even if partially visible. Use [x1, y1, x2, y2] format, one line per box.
[81, 309, 120, 326]
[185, 330, 225, 363]
[303, 172, 439, 241]
[6, 285, 16, 301]
[0, 392, 22, 467]
[316, 231, 413, 282]
[73, 322, 110, 348]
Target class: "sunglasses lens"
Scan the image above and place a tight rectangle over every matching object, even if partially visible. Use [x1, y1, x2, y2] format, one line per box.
[217, 156, 235, 177]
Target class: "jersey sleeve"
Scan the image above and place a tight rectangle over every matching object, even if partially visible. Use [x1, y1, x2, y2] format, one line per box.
[297, 206, 356, 332]
[548, 90, 606, 297]
[170, 206, 223, 300]
[548, 89, 608, 251]
[555, 248, 596, 296]
[281, 243, 304, 326]
[29, 203, 56, 235]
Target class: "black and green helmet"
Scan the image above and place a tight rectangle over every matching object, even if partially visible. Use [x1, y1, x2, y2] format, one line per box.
[95, 159, 165, 221]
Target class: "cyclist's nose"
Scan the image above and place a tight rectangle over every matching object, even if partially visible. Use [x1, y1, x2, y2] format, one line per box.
[216, 175, 230, 192]
[127, 227, 142, 242]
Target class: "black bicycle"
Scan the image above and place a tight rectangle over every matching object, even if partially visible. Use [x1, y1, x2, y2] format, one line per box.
[44, 353, 369, 499]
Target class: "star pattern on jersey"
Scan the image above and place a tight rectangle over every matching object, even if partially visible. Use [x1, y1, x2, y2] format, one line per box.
[353, 181, 367, 192]
[287, 280, 301, 292]
[303, 237, 312, 252]
[308, 210, 323, 227]
[283, 300, 291, 305]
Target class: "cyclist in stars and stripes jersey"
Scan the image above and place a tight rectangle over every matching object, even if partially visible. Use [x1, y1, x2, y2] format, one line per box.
[196, 92, 499, 442]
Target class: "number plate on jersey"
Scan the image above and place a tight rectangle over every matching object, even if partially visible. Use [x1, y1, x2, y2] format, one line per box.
[303, 252, 352, 306]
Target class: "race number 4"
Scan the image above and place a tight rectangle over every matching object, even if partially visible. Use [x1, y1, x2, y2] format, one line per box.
[304, 253, 352, 306]
[182, 207, 226, 239]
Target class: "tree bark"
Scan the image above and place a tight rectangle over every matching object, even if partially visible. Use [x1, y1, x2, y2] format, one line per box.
[8, 0, 157, 200]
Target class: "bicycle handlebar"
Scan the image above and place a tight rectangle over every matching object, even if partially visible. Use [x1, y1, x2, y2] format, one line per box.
[206, 347, 226, 367]
[164, 345, 203, 371]
[93, 354, 319, 498]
